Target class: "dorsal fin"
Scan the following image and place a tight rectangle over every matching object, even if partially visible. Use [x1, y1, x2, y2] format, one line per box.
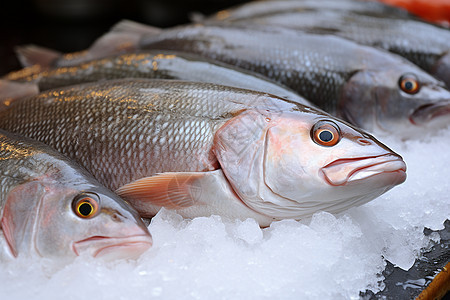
[110, 19, 162, 36]
[0, 80, 39, 111]
[15, 44, 61, 68]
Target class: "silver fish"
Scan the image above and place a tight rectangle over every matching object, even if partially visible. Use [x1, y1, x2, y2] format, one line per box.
[1, 50, 309, 106]
[0, 129, 152, 262]
[206, 8, 450, 89]
[0, 79, 407, 227]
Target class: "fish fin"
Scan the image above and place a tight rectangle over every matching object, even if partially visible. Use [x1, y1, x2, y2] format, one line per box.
[109, 19, 162, 36]
[1, 181, 46, 257]
[117, 172, 206, 211]
[15, 44, 61, 68]
[0, 80, 39, 111]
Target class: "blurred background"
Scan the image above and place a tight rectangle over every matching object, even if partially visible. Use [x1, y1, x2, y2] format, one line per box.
[0, 0, 247, 75]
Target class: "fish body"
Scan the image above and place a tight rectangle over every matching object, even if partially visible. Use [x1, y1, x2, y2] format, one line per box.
[1, 50, 309, 105]
[207, 9, 450, 88]
[0, 129, 152, 261]
[207, 0, 413, 22]
[138, 24, 450, 136]
[0, 79, 406, 226]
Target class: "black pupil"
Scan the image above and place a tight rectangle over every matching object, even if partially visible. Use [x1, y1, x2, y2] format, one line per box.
[404, 81, 413, 90]
[319, 130, 333, 142]
[79, 202, 92, 216]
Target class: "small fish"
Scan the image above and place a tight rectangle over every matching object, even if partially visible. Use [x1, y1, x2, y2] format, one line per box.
[136, 24, 450, 137]
[1, 50, 309, 106]
[206, 8, 450, 88]
[0, 129, 152, 262]
[0, 79, 406, 227]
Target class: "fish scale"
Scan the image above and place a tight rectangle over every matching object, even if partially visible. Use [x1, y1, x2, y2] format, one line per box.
[3, 50, 309, 105]
[215, 10, 450, 77]
[139, 25, 373, 112]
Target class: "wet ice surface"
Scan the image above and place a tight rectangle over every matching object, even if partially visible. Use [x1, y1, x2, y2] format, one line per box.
[1, 127, 449, 300]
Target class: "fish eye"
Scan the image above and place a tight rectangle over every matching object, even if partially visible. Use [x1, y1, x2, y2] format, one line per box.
[311, 120, 341, 147]
[72, 193, 100, 218]
[398, 74, 420, 94]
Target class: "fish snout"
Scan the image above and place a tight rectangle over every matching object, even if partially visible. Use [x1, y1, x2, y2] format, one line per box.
[320, 154, 406, 187]
[409, 100, 450, 126]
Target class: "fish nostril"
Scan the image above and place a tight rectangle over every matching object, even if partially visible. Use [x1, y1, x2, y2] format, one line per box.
[111, 214, 121, 222]
[357, 138, 372, 145]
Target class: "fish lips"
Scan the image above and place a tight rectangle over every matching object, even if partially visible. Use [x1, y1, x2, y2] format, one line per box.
[409, 100, 450, 126]
[320, 154, 406, 187]
[72, 234, 152, 260]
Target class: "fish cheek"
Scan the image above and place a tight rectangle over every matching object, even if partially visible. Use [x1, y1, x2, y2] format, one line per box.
[263, 122, 319, 200]
[432, 52, 450, 89]
[1, 181, 46, 257]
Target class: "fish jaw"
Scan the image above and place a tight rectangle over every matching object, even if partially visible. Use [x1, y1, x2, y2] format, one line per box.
[320, 154, 406, 187]
[72, 233, 152, 260]
[409, 100, 450, 127]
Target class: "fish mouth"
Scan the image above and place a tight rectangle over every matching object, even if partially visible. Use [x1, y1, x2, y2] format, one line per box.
[320, 154, 406, 186]
[409, 101, 450, 126]
[73, 234, 152, 259]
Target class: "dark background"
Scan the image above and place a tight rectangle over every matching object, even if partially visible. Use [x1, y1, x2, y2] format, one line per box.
[0, 0, 247, 76]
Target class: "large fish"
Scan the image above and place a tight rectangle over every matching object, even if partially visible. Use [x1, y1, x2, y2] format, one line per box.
[0, 50, 308, 106]
[0, 129, 152, 262]
[135, 24, 450, 137]
[206, 0, 413, 22]
[206, 7, 450, 88]
[0, 79, 407, 227]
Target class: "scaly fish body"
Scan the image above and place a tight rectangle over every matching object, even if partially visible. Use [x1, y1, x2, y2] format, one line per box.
[207, 9, 450, 88]
[0, 129, 152, 261]
[0, 79, 406, 226]
[208, 0, 412, 22]
[138, 24, 450, 137]
[1, 50, 308, 105]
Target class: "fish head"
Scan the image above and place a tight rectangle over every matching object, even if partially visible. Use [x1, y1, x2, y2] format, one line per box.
[340, 66, 450, 138]
[432, 51, 450, 89]
[214, 107, 406, 219]
[29, 183, 152, 261]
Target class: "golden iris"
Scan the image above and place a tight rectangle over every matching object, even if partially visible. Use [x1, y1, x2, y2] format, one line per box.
[73, 193, 100, 218]
[311, 121, 341, 147]
[399, 74, 420, 94]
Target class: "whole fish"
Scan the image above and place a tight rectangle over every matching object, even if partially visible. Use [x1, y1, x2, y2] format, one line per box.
[0, 129, 152, 261]
[206, 9, 450, 88]
[1, 50, 309, 106]
[0, 79, 407, 227]
[206, 0, 412, 22]
[136, 24, 450, 137]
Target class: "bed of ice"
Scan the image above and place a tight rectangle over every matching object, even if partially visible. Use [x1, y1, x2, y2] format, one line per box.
[1, 126, 449, 300]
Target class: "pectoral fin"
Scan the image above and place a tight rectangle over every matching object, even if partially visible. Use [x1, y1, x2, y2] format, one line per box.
[116, 172, 206, 213]
[1, 181, 45, 257]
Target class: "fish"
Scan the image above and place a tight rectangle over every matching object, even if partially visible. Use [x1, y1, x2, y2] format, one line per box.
[135, 24, 450, 137]
[205, 0, 413, 23]
[0, 79, 407, 227]
[1, 50, 309, 106]
[0, 129, 152, 262]
[205, 8, 450, 89]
